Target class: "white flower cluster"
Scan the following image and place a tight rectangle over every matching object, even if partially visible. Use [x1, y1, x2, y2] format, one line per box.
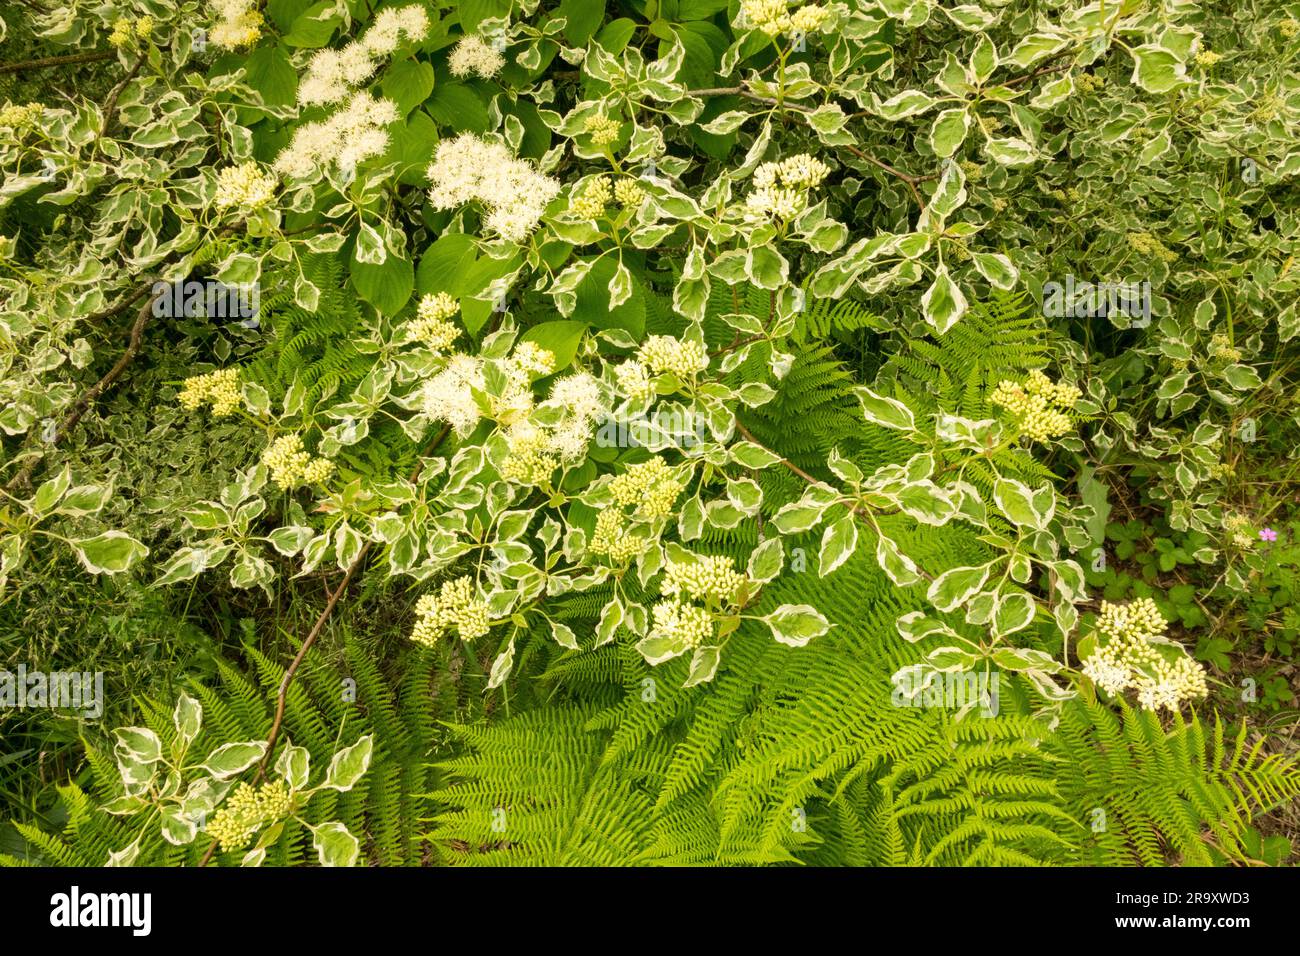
[422, 354, 487, 435]
[214, 162, 277, 211]
[427, 133, 561, 243]
[449, 35, 505, 78]
[210, 0, 262, 50]
[547, 372, 608, 458]
[1079, 598, 1209, 712]
[410, 576, 492, 646]
[298, 5, 430, 106]
[422, 342, 556, 436]
[274, 92, 400, 180]
[746, 153, 830, 221]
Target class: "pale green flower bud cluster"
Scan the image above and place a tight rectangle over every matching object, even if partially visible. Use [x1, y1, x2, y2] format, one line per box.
[410, 576, 492, 646]
[261, 435, 334, 490]
[511, 342, 555, 378]
[590, 458, 683, 563]
[746, 153, 830, 221]
[1080, 598, 1208, 712]
[109, 15, 153, 48]
[570, 176, 645, 220]
[1209, 333, 1242, 363]
[613, 178, 645, 209]
[589, 509, 648, 563]
[607, 457, 684, 520]
[637, 335, 708, 379]
[206, 780, 293, 850]
[178, 368, 242, 417]
[663, 553, 747, 605]
[214, 162, 277, 211]
[0, 103, 44, 131]
[614, 360, 656, 401]
[571, 177, 613, 220]
[501, 421, 560, 486]
[990, 369, 1079, 443]
[1126, 230, 1178, 264]
[739, 0, 829, 37]
[407, 293, 462, 352]
[585, 114, 621, 146]
[651, 599, 714, 649]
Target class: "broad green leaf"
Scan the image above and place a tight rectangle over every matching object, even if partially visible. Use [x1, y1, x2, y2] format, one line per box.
[682, 645, 721, 687]
[929, 107, 971, 158]
[854, 386, 916, 432]
[876, 534, 922, 587]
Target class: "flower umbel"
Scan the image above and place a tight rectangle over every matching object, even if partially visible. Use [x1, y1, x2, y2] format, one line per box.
[214, 162, 277, 211]
[410, 576, 493, 645]
[990, 369, 1079, 444]
[178, 368, 242, 417]
[1079, 598, 1208, 712]
[205, 780, 293, 850]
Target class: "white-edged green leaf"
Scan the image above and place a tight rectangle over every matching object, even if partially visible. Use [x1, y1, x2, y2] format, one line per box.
[927, 563, 991, 612]
[818, 513, 859, 576]
[854, 386, 916, 432]
[764, 604, 831, 646]
[876, 534, 922, 587]
[201, 741, 267, 780]
[322, 735, 373, 792]
[312, 821, 360, 867]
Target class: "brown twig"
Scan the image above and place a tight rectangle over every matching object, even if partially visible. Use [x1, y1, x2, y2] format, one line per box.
[197, 423, 454, 866]
[99, 57, 144, 141]
[0, 51, 115, 76]
[1003, 55, 1074, 89]
[4, 294, 155, 493]
[840, 143, 929, 208]
[84, 280, 154, 325]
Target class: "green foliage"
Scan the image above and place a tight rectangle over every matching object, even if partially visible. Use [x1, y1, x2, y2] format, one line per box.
[1, 0, 1298, 870]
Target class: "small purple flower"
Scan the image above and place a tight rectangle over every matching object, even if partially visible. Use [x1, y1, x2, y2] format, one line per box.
[1259, 527, 1278, 543]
